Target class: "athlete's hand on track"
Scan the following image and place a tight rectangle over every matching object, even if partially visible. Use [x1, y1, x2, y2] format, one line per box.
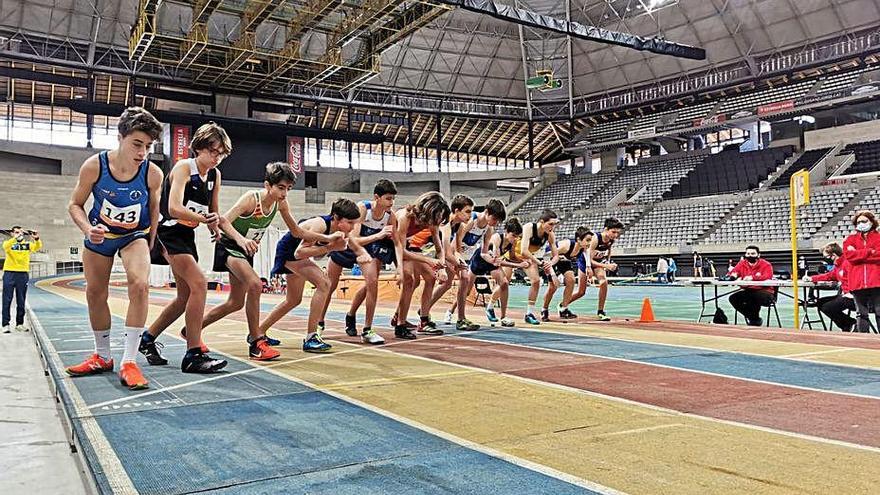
[88, 225, 108, 244]
[238, 238, 259, 256]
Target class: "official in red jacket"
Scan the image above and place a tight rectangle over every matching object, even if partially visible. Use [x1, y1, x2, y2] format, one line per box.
[804, 243, 854, 332]
[728, 245, 775, 326]
[843, 210, 880, 333]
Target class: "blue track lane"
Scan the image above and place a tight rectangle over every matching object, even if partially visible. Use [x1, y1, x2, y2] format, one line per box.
[30, 284, 596, 495]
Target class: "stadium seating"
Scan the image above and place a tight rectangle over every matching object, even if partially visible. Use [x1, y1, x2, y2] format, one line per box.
[517, 170, 617, 213]
[665, 146, 794, 199]
[769, 147, 833, 189]
[617, 198, 740, 248]
[706, 187, 857, 244]
[555, 206, 644, 240]
[839, 139, 880, 175]
[589, 153, 704, 206]
[818, 185, 880, 241]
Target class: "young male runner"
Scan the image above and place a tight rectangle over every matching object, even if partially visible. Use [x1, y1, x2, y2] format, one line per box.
[440, 199, 507, 330]
[541, 227, 593, 321]
[323, 179, 404, 345]
[587, 218, 623, 321]
[139, 122, 230, 373]
[65, 107, 163, 390]
[260, 199, 358, 352]
[196, 162, 338, 360]
[518, 209, 560, 325]
[461, 216, 528, 328]
[423, 194, 479, 331]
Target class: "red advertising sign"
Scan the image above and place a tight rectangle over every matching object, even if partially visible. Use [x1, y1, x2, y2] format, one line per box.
[693, 114, 727, 127]
[287, 136, 304, 174]
[171, 125, 191, 163]
[757, 100, 795, 116]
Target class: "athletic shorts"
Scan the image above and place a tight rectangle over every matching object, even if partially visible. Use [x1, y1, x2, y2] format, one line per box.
[151, 226, 197, 265]
[469, 252, 498, 276]
[576, 252, 589, 274]
[212, 237, 253, 273]
[553, 259, 574, 276]
[84, 230, 148, 258]
[271, 232, 303, 276]
[329, 240, 396, 269]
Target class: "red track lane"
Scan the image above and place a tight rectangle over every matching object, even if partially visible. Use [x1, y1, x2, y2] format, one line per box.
[359, 335, 880, 448]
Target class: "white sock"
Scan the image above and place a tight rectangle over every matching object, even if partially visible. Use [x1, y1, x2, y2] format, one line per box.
[306, 331, 317, 340]
[527, 304, 535, 315]
[94, 330, 111, 360]
[121, 327, 142, 363]
[486, 300, 494, 310]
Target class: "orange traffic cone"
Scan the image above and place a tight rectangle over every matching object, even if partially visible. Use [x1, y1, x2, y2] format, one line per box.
[639, 297, 656, 323]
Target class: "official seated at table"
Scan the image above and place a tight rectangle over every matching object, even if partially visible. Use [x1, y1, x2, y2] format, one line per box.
[803, 242, 854, 332]
[728, 245, 775, 327]
[842, 210, 880, 333]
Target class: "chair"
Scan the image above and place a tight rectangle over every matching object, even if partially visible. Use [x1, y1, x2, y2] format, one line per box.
[733, 287, 782, 327]
[473, 276, 492, 307]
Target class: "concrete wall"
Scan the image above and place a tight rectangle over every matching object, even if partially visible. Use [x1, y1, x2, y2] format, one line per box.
[805, 120, 880, 150]
[0, 150, 61, 175]
[0, 140, 98, 176]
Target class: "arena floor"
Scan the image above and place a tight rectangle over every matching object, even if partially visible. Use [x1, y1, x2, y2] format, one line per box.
[30, 274, 880, 494]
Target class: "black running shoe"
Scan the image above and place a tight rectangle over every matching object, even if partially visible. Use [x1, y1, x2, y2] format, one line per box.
[541, 309, 550, 322]
[181, 353, 228, 374]
[394, 325, 417, 340]
[138, 334, 168, 366]
[345, 314, 358, 337]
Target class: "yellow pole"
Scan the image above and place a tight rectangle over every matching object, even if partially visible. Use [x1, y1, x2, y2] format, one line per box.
[790, 187, 799, 329]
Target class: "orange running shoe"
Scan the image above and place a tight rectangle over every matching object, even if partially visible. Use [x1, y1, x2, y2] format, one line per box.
[249, 337, 280, 361]
[118, 362, 149, 390]
[180, 326, 209, 353]
[65, 354, 114, 376]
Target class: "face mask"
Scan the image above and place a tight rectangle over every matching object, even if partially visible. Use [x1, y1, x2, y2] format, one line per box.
[15, 234, 23, 242]
[857, 222, 872, 232]
[745, 256, 758, 264]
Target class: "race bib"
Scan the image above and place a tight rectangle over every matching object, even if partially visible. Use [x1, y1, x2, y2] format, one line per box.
[245, 227, 267, 242]
[178, 200, 209, 228]
[99, 199, 141, 229]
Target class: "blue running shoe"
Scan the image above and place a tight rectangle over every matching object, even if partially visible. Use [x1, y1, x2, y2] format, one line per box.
[524, 313, 540, 325]
[248, 334, 282, 346]
[485, 306, 498, 322]
[302, 334, 332, 353]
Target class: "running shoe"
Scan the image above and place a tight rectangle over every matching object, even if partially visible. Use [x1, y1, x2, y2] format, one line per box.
[597, 311, 611, 322]
[443, 309, 454, 325]
[456, 319, 480, 331]
[66, 354, 114, 376]
[118, 362, 149, 390]
[2, 326, 9, 334]
[541, 309, 550, 322]
[138, 334, 168, 366]
[344, 314, 358, 337]
[559, 309, 578, 319]
[417, 319, 443, 335]
[394, 325, 417, 340]
[15, 324, 28, 332]
[485, 306, 498, 322]
[500, 317, 515, 327]
[390, 313, 417, 330]
[303, 334, 332, 352]
[249, 337, 281, 361]
[524, 313, 540, 325]
[180, 326, 209, 353]
[361, 327, 385, 345]
[182, 352, 228, 373]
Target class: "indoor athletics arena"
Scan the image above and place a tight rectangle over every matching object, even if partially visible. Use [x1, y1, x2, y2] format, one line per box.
[2, 0, 880, 494]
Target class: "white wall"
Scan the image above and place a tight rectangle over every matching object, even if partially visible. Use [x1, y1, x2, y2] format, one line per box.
[805, 120, 880, 150]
